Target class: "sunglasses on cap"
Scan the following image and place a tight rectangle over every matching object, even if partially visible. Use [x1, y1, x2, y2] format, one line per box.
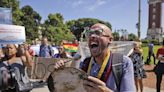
[85, 28, 110, 38]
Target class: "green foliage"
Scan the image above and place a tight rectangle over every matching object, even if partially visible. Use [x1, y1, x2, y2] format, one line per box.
[42, 13, 74, 44]
[45, 13, 64, 27]
[0, 0, 19, 11]
[142, 39, 149, 43]
[20, 5, 41, 40]
[141, 39, 149, 47]
[12, 9, 23, 25]
[114, 29, 129, 41]
[26, 39, 32, 44]
[112, 31, 119, 41]
[141, 39, 159, 47]
[128, 33, 137, 41]
[66, 18, 112, 41]
[151, 39, 159, 45]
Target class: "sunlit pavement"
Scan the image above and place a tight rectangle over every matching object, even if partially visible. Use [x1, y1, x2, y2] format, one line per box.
[31, 86, 49, 92]
[143, 87, 164, 92]
[31, 86, 164, 92]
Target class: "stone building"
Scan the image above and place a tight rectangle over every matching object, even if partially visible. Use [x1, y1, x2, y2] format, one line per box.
[147, 0, 164, 42]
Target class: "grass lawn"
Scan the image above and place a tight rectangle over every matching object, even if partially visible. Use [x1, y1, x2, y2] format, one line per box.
[142, 45, 161, 64]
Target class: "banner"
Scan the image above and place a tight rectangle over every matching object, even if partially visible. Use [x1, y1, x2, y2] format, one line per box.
[63, 43, 78, 52]
[31, 57, 72, 79]
[78, 41, 134, 61]
[0, 24, 25, 44]
[0, 7, 12, 24]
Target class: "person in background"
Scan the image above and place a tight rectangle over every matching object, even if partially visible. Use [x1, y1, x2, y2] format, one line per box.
[53, 46, 67, 58]
[17, 44, 33, 67]
[155, 39, 164, 92]
[38, 37, 53, 82]
[17, 44, 34, 78]
[146, 41, 156, 65]
[130, 42, 146, 92]
[39, 37, 53, 57]
[0, 47, 5, 61]
[24, 43, 35, 57]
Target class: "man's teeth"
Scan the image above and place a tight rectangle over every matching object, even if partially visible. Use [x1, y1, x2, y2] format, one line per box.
[91, 42, 97, 45]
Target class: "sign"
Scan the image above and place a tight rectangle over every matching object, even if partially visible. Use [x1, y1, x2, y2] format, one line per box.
[32, 57, 72, 79]
[0, 24, 25, 44]
[78, 41, 134, 61]
[0, 7, 12, 24]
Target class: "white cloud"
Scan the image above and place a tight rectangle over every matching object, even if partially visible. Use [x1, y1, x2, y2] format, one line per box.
[88, 0, 107, 11]
[72, 0, 84, 8]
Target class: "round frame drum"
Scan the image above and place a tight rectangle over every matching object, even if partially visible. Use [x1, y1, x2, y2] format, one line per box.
[51, 67, 87, 92]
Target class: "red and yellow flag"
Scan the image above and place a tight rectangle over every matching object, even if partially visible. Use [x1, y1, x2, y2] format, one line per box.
[63, 43, 78, 52]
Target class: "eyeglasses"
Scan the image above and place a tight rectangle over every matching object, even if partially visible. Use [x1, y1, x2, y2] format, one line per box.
[85, 28, 110, 38]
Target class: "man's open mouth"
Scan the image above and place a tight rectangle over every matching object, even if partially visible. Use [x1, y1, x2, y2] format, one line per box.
[90, 42, 99, 49]
[91, 44, 98, 48]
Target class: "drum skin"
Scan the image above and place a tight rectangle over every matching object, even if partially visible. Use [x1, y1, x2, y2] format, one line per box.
[51, 67, 88, 92]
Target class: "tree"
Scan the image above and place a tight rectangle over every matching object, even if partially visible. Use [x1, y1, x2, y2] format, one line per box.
[128, 33, 137, 41]
[66, 18, 112, 41]
[112, 30, 120, 41]
[20, 5, 41, 41]
[45, 13, 64, 27]
[116, 29, 128, 41]
[42, 13, 74, 45]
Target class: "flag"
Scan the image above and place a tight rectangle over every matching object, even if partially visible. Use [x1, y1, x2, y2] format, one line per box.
[63, 43, 78, 52]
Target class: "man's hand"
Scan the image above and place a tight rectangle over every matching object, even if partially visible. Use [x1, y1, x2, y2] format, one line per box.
[54, 60, 65, 69]
[83, 76, 113, 92]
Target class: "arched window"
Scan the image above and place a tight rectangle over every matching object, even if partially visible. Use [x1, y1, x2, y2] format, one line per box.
[153, 8, 156, 13]
[152, 14, 156, 20]
[152, 22, 156, 28]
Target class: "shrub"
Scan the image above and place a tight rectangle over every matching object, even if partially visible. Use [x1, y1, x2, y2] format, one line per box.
[141, 39, 149, 47]
[152, 39, 159, 45]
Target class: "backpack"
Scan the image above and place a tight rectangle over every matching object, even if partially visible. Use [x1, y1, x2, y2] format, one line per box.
[48, 45, 53, 56]
[81, 53, 123, 91]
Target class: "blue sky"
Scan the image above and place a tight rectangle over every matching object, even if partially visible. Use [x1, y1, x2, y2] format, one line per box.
[19, 0, 164, 39]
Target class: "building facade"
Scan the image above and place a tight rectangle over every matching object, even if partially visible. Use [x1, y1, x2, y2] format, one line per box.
[147, 0, 163, 42]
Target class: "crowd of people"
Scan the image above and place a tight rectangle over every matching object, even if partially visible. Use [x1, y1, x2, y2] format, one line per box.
[0, 23, 163, 92]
